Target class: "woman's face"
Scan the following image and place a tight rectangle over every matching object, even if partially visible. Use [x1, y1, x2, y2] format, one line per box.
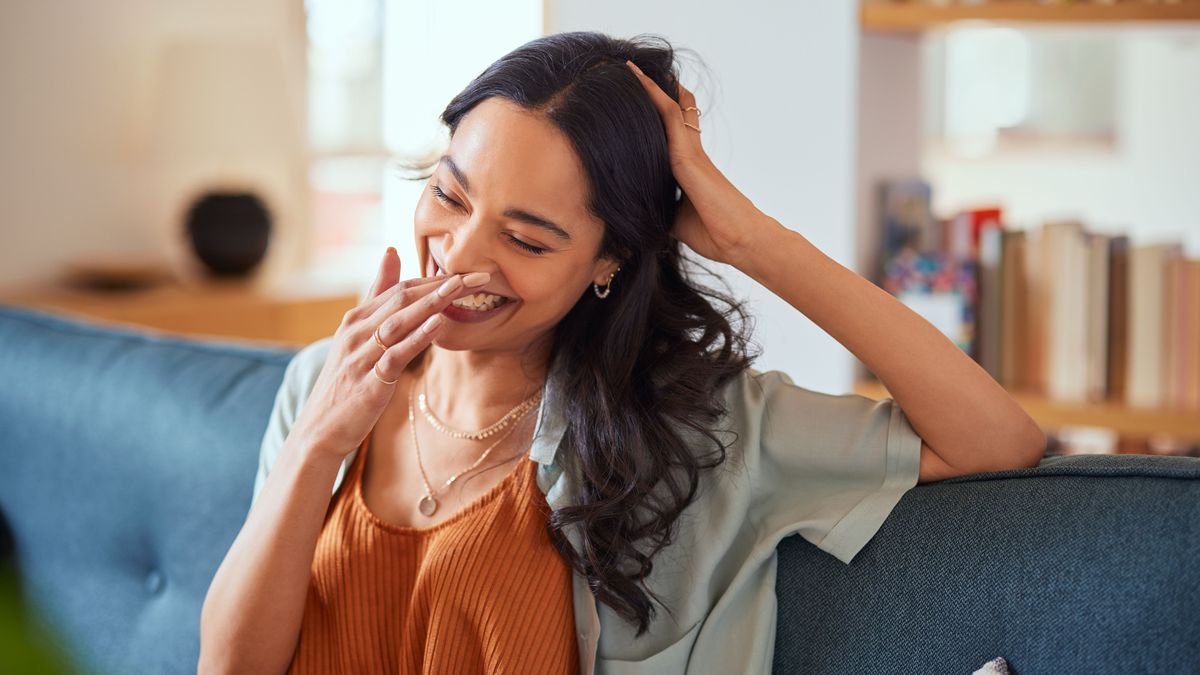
[414, 96, 620, 353]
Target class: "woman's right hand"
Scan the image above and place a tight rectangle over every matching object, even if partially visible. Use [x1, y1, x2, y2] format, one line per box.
[290, 246, 490, 462]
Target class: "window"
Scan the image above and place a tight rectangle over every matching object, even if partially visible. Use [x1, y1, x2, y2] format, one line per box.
[303, 0, 543, 293]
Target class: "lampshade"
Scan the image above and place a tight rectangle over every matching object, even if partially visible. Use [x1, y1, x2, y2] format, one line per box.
[148, 38, 302, 161]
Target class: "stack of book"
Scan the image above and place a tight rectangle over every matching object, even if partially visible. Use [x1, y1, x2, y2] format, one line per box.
[877, 178, 1200, 412]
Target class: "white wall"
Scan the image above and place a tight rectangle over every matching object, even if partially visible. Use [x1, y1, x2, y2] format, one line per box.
[855, 34, 922, 286]
[0, 0, 309, 291]
[547, 0, 866, 393]
[923, 27, 1200, 257]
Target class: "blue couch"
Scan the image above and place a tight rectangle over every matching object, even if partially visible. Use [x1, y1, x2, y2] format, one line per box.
[1, 304, 1197, 675]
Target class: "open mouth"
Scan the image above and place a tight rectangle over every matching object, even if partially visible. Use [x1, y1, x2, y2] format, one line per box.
[427, 255, 516, 313]
[449, 292, 513, 312]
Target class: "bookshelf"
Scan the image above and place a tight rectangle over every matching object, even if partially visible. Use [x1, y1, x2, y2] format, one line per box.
[861, 1, 1200, 32]
[854, 2, 1200, 454]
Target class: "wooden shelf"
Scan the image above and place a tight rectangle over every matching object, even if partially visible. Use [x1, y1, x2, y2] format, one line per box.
[854, 378, 1200, 444]
[861, 2, 1200, 32]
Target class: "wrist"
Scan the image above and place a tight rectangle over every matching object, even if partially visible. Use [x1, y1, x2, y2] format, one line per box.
[288, 427, 355, 468]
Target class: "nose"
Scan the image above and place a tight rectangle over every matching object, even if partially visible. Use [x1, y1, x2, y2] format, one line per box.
[439, 221, 498, 276]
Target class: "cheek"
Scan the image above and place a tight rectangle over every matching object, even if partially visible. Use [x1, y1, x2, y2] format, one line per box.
[506, 263, 588, 311]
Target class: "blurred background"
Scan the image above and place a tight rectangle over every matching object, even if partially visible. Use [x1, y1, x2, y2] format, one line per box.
[2, 1, 1200, 670]
[1, 0, 1198, 451]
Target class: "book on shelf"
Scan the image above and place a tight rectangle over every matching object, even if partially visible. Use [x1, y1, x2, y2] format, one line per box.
[1106, 234, 1130, 404]
[882, 249, 979, 356]
[1128, 241, 1189, 409]
[877, 178, 939, 283]
[873, 178, 1200, 413]
[877, 178, 980, 357]
[1169, 253, 1200, 411]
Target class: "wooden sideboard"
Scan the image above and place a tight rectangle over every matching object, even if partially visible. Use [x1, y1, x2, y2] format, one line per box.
[0, 278, 360, 349]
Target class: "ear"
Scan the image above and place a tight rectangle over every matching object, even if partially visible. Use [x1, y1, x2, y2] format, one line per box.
[592, 258, 622, 287]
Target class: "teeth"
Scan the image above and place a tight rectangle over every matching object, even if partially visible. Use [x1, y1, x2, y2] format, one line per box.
[427, 256, 513, 312]
[451, 293, 509, 311]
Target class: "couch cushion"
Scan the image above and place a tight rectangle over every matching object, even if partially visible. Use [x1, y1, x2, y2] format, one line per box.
[0, 304, 296, 675]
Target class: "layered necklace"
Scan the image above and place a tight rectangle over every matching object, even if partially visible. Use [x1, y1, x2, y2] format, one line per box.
[407, 373, 543, 517]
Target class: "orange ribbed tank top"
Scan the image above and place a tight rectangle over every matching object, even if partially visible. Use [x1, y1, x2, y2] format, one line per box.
[287, 426, 580, 674]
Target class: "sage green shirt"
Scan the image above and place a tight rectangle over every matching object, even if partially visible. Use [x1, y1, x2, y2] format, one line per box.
[251, 336, 924, 674]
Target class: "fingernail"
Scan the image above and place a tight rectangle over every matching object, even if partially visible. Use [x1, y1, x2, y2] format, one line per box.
[422, 314, 442, 333]
[437, 275, 463, 297]
[385, 246, 396, 257]
[462, 272, 491, 287]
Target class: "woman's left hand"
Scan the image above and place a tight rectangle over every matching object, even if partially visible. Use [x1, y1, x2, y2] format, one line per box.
[625, 59, 779, 268]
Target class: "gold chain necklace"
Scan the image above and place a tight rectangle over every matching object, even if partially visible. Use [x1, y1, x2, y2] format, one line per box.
[408, 375, 535, 517]
[418, 378, 541, 440]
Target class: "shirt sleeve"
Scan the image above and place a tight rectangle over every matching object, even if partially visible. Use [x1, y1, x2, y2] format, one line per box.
[731, 367, 923, 565]
[249, 336, 334, 511]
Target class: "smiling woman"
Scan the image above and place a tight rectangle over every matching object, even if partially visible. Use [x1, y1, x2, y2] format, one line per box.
[364, 21, 784, 644]
[390, 34, 761, 643]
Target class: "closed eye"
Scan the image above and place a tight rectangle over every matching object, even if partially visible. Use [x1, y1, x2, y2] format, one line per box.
[429, 183, 461, 209]
[429, 183, 550, 256]
[504, 233, 548, 255]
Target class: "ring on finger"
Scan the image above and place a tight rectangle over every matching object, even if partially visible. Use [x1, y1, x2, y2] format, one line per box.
[373, 327, 390, 352]
[683, 105, 701, 117]
[373, 360, 399, 385]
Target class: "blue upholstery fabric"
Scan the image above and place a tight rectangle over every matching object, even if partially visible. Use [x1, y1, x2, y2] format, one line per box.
[0, 305, 294, 675]
[1, 303, 1197, 675]
[772, 453, 1200, 673]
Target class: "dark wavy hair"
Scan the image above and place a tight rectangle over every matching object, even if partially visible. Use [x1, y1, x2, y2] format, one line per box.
[396, 31, 760, 637]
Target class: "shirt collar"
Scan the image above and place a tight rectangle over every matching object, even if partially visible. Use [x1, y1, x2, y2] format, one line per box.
[528, 360, 568, 466]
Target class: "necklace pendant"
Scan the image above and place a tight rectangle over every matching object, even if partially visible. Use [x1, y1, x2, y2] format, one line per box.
[418, 494, 438, 517]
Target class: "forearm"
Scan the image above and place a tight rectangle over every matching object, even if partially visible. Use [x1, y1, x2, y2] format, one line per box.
[198, 433, 344, 674]
[733, 219, 1044, 472]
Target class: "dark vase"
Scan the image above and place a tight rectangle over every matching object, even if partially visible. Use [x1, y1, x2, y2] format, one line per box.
[184, 191, 272, 277]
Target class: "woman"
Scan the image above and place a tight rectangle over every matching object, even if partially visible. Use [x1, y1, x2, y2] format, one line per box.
[199, 31, 1045, 675]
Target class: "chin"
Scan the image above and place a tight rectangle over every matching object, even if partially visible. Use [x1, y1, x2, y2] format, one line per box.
[425, 332, 488, 354]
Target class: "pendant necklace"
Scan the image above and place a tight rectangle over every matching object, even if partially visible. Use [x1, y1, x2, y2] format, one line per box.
[407, 374, 537, 517]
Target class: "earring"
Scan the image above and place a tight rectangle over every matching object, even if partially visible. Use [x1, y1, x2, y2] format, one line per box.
[593, 266, 620, 299]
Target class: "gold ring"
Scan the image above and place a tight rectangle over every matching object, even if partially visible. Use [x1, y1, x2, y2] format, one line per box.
[373, 327, 389, 352]
[373, 361, 399, 385]
[683, 121, 701, 133]
[683, 106, 701, 117]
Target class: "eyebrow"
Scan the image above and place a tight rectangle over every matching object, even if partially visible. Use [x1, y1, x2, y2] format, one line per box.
[440, 154, 573, 242]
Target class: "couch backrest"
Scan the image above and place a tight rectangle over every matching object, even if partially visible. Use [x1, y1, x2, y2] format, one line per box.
[0, 305, 295, 675]
[772, 441, 1200, 674]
